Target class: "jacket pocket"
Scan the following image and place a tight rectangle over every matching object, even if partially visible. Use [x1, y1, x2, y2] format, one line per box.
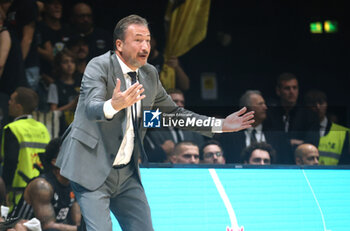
[71, 127, 98, 149]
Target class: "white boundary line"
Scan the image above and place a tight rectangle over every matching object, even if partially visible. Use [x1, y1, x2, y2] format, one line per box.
[302, 169, 329, 231]
[209, 169, 239, 230]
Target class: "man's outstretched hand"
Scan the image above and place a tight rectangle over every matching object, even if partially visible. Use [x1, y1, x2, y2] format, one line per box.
[111, 79, 145, 111]
[222, 107, 255, 132]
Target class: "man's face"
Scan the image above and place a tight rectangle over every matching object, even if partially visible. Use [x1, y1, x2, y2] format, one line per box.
[314, 101, 328, 121]
[202, 144, 225, 164]
[45, 0, 62, 20]
[116, 24, 150, 70]
[276, 79, 299, 106]
[72, 3, 93, 33]
[170, 93, 185, 108]
[248, 149, 271, 165]
[249, 94, 267, 123]
[300, 147, 319, 165]
[70, 41, 89, 60]
[174, 145, 200, 164]
[8, 92, 20, 117]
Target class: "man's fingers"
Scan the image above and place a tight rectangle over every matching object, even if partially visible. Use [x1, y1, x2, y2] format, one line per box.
[243, 113, 255, 121]
[236, 107, 247, 116]
[124, 82, 141, 95]
[114, 78, 121, 92]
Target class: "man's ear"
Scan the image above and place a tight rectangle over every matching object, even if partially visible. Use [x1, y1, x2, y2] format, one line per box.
[295, 157, 302, 165]
[115, 39, 123, 53]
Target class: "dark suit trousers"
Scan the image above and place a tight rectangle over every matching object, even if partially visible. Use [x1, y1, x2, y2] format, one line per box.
[71, 165, 153, 231]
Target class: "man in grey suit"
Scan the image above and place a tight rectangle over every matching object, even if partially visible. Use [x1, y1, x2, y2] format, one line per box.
[56, 15, 254, 231]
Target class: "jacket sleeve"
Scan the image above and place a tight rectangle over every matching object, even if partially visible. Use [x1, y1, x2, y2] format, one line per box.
[2, 128, 19, 187]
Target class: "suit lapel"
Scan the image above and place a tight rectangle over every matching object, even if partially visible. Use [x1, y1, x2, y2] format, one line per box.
[110, 53, 126, 92]
[110, 53, 127, 132]
[138, 68, 152, 110]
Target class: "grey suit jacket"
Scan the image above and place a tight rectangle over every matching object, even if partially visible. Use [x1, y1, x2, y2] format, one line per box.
[56, 51, 212, 191]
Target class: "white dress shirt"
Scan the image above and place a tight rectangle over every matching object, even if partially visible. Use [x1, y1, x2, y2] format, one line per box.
[319, 117, 328, 137]
[103, 54, 141, 166]
[244, 124, 266, 147]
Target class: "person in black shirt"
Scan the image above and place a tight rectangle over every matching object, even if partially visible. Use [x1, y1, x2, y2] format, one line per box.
[9, 138, 82, 231]
[68, 2, 111, 61]
[5, 0, 41, 91]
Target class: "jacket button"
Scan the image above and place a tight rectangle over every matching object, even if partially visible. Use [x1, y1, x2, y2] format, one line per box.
[118, 135, 123, 141]
[110, 154, 115, 159]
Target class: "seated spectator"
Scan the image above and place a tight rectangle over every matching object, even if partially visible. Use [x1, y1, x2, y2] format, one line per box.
[144, 89, 205, 162]
[200, 140, 225, 164]
[47, 49, 80, 135]
[1, 87, 50, 209]
[9, 138, 83, 231]
[168, 142, 200, 164]
[305, 89, 350, 165]
[68, 2, 111, 60]
[266, 73, 320, 149]
[294, 143, 319, 166]
[241, 142, 276, 165]
[216, 90, 291, 164]
[66, 35, 89, 76]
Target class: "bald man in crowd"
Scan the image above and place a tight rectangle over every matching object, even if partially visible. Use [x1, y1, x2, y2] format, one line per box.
[294, 144, 319, 165]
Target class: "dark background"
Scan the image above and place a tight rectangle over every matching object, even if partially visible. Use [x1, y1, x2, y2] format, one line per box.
[62, 0, 349, 125]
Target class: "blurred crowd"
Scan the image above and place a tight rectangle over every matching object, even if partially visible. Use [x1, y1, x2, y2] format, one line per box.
[0, 0, 349, 230]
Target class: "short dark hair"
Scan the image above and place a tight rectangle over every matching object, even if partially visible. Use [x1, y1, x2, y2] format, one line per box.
[113, 14, 148, 49]
[172, 141, 198, 157]
[304, 89, 327, 106]
[167, 88, 183, 96]
[200, 140, 223, 160]
[276, 72, 297, 88]
[240, 142, 276, 163]
[14, 87, 38, 114]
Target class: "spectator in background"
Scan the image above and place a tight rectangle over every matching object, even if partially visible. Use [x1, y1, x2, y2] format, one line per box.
[69, 2, 111, 60]
[1, 87, 50, 209]
[294, 143, 319, 166]
[200, 140, 225, 164]
[0, 0, 27, 96]
[148, 36, 190, 91]
[266, 73, 320, 149]
[144, 88, 206, 162]
[66, 35, 89, 76]
[5, 0, 41, 91]
[47, 49, 80, 135]
[9, 138, 83, 231]
[1, 1, 26, 129]
[217, 90, 291, 164]
[37, 0, 70, 78]
[241, 142, 276, 165]
[305, 89, 350, 165]
[169, 142, 200, 164]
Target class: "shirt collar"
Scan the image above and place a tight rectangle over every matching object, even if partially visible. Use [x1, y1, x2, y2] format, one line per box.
[320, 117, 328, 128]
[247, 123, 263, 133]
[116, 54, 139, 76]
[14, 114, 32, 121]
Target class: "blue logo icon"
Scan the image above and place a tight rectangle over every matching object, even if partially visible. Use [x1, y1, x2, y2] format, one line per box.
[143, 108, 161, 128]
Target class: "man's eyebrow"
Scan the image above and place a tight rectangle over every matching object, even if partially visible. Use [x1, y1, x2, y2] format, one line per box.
[135, 33, 151, 37]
